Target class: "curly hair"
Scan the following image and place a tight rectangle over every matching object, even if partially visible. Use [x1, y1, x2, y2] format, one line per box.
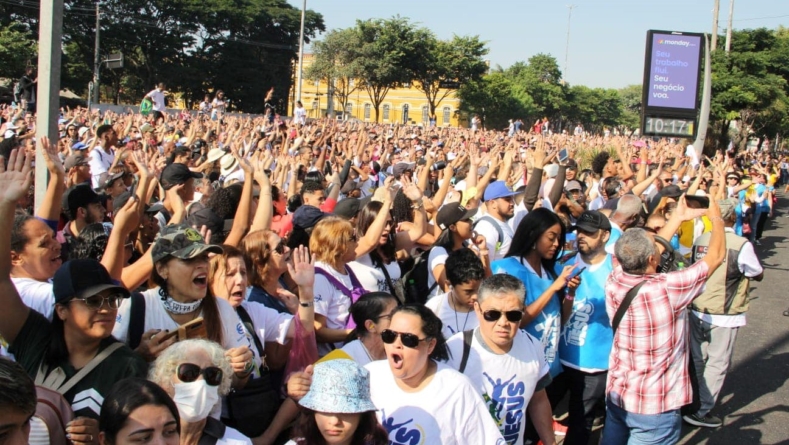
[148, 339, 233, 397]
[391, 190, 413, 225]
[207, 183, 243, 220]
[591, 151, 610, 176]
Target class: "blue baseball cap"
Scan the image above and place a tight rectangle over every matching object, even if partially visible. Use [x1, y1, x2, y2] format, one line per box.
[483, 180, 521, 202]
[72, 142, 87, 151]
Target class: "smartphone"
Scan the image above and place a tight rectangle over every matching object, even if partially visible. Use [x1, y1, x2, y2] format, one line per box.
[559, 148, 569, 163]
[684, 195, 710, 209]
[158, 317, 207, 343]
[569, 266, 586, 280]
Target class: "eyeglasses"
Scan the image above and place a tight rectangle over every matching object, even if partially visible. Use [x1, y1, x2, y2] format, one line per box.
[176, 363, 224, 386]
[272, 240, 286, 255]
[381, 329, 430, 349]
[71, 293, 125, 310]
[482, 309, 524, 323]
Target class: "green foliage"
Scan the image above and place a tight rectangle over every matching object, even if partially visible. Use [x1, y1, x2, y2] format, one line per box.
[0, 23, 36, 80]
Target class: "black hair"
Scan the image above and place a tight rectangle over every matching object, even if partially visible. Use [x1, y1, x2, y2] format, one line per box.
[0, 357, 36, 416]
[100, 378, 180, 445]
[207, 183, 243, 220]
[602, 177, 621, 199]
[348, 292, 399, 341]
[69, 223, 110, 261]
[445, 248, 484, 286]
[287, 194, 303, 213]
[356, 200, 395, 264]
[391, 190, 413, 225]
[10, 213, 35, 254]
[300, 180, 324, 198]
[304, 170, 325, 185]
[391, 305, 450, 362]
[0, 136, 21, 168]
[292, 409, 388, 445]
[506, 208, 565, 277]
[591, 151, 610, 176]
[166, 145, 191, 165]
[96, 124, 114, 138]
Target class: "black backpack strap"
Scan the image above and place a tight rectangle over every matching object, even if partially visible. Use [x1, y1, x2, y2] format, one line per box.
[458, 329, 474, 374]
[236, 305, 265, 359]
[128, 293, 146, 350]
[612, 282, 646, 333]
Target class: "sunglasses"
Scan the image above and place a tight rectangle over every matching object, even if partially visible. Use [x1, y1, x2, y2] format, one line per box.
[72, 293, 125, 310]
[272, 240, 286, 255]
[381, 329, 430, 349]
[177, 363, 223, 386]
[482, 309, 524, 323]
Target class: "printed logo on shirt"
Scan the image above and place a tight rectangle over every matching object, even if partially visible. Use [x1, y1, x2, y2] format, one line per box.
[561, 300, 593, 347]
[236, 323, 245, 336]
[72, 388, 104, 417]
[382, 411, 423, 445]
[533, 313, 559, 364]
[482, 373, 525, 444]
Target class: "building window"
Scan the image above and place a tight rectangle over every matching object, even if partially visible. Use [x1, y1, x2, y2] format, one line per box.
[349, 79, 354, 87]
[443, 107, 451, 125]
[422, 106, 429, 124]
[402, 104, 410, 124]
[364, 104, 371, 121]
[383, 104, 390, 121]
[345, 103, 353, 119]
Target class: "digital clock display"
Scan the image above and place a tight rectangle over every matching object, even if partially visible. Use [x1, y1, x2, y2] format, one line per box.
[643, 116, 695, 137]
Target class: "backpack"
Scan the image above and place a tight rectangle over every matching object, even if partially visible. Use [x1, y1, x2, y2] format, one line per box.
[472, 216, 504, 253]
[35, 386, 74, 445]
[401, 248, 438, 305]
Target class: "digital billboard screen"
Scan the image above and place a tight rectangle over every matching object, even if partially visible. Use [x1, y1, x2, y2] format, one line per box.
[645, 32, 703, 110]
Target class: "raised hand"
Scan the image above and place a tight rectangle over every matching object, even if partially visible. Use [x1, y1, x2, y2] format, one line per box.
[286, 245, 315, 289]
[0, 149, 33, 205]
[38, 136, 65, 178]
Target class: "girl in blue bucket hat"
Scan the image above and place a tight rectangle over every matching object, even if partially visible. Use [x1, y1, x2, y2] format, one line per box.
[287, 359, 388, 445]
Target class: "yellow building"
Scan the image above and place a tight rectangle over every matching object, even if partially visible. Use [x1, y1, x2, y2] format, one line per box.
[290, 53, 464, 127]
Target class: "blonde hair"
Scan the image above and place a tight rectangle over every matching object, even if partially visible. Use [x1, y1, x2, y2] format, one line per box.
[309, 216, 354, 270]
[148, 339, 233, 397]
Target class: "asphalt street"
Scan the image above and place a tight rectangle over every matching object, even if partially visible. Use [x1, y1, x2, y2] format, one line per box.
[677, 194, 789, 445]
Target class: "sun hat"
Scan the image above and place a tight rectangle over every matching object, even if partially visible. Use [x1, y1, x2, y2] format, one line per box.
[298, 359, 377, 414]
[205, 148, 226, 163]
[151, 224, 223, 263]
[219, 153, 239, 176]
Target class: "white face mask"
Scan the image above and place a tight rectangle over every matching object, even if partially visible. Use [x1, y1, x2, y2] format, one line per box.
[172, 379, 219, 422]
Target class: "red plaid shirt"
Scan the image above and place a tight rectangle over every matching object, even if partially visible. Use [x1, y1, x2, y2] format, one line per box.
[605, 261, 709, 414]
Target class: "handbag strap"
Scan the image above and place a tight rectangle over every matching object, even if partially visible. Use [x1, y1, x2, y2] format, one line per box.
[612, 282, 647, 333]
[315, 267, 354, 297]
[376, 257, 398, 296]
[35, 342, 124, 395]
[236, 305, 265, 359]
[458, 329, 474, 374]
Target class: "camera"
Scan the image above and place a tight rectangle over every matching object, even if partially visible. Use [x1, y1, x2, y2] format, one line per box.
[431, 161, 447, 171]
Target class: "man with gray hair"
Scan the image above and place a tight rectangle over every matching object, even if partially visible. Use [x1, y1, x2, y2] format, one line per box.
[446, 274, 568, 445]
[605, 193, 643, 253]
[601, 197, 726, 444]
[684, 199, 763, 428]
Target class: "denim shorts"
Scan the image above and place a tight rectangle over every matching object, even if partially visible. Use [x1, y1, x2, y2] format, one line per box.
[600, 398, 681, 445]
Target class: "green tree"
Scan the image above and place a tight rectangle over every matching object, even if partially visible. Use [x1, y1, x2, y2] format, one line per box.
[617, 84, 642, 134]
[458, 72, 536, 129]
[0, 23, 37, 80]
[305, 28, 362, 118]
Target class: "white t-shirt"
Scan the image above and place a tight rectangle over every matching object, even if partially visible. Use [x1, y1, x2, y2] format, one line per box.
[313, 261, 353, 356]
[424, 292, 479, 339]
[473, 215, 514, 263]
[348, 253, 401, 294]
[12, 277, 55, 320]
[446, 328, 550, 445]
[113, 288, 249, 351]
[89, 147, 116, 188]
[426, 246, 448, 297]
[238, 300, 293, 371]
[341, 339, 375, 366]
[294, 106, 307, 125]
[365, 360, 506, 445]
[146, 89, 166, 111]
[217, 426, 252, 445]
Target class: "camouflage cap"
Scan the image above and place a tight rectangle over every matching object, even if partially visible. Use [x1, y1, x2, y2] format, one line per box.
[151, 224, 223, 263]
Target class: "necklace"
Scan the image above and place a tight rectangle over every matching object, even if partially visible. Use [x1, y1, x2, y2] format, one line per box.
[359, 339, 375, 363]
[160, 288, 202, 315]
[451, 292, 471, 333]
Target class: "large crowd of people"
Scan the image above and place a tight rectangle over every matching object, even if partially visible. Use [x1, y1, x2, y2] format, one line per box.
[0, 93, 779, 445]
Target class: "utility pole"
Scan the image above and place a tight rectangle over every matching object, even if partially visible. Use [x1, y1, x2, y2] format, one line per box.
[295, 0, 307, 108]
[35, 0, 63, 211]
[725, 0, 735, 53]
[93, 1, 101, 104]
[563, 5, 577, 81]
[711, 0, 720, 51]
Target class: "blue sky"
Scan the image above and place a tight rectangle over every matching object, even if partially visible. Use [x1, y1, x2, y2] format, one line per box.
[288, 0, 788, 90]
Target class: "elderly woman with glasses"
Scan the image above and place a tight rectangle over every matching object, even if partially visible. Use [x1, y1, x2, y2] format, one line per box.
[149, 339, 251, 444]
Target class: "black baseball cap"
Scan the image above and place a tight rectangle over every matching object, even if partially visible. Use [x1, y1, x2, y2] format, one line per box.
[572, 210, 612, 233]
[63, 184, 102, 217]
[52, 259, 130, 304]
[292, 205, 328, 230]
[160, 163, 203, 190]
[436, 204, 478, 231]
[334, 198, 362, 220]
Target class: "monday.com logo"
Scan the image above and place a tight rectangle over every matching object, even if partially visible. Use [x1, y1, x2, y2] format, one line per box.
[658, 39, 692, 47]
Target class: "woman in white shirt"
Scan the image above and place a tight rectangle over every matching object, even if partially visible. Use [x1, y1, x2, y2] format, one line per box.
[341, 292, 399, 366]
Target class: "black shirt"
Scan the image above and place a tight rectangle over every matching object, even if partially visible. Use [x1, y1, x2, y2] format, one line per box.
[9, 310, 148, 418]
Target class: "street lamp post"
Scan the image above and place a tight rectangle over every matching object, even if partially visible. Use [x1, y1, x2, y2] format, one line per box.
[294, 0, 306, 109]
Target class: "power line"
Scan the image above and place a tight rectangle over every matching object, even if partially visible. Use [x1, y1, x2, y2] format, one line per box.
[733, 13, 789, 22]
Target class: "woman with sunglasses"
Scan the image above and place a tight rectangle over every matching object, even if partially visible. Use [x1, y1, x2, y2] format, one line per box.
[341, 292, 399, 365]
[149, 339, 252, 444]
[243, 229, 299, 315]
[99, 378, 180, 445]
[309, 216, 366, 356]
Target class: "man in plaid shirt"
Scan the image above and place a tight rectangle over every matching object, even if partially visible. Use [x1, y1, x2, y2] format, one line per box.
[600, 197, 726, 445]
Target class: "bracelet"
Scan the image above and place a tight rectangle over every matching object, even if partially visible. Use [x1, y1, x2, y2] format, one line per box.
[411, 198, 424, 209]
[709, 216, 724, 223]
[299, 301, 313, 307]
[564, 295, 575, 302]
